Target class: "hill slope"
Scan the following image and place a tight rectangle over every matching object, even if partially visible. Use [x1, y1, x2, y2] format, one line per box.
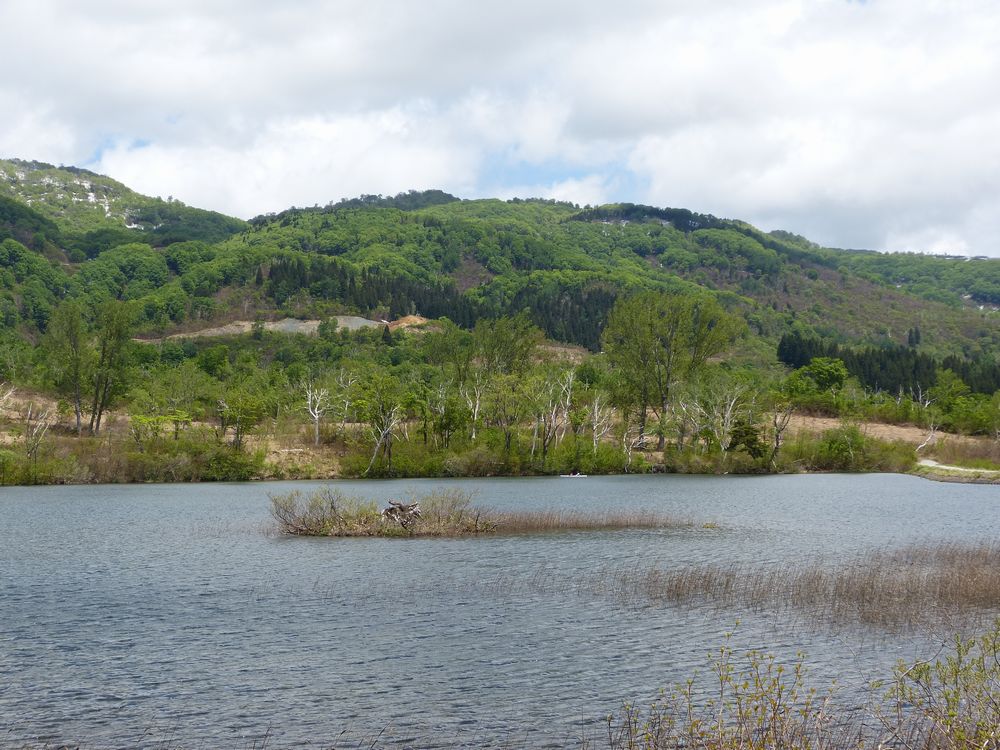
[0, 158, 246, 247]
[0, 162, 999, 367]
[228, 197, 999, 356]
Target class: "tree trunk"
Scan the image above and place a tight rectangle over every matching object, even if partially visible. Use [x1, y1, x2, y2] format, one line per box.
[73, 382, 82, 437]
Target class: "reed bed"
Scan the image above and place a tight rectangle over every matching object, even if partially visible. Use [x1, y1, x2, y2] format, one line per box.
[492, 509, 679, 534]
[482, 541, 1000, 631]
[593, 541, 1000, 628]
[269, 487, 693, 538]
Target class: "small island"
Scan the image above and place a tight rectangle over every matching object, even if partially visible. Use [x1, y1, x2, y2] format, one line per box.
[269, 487, 693, 537]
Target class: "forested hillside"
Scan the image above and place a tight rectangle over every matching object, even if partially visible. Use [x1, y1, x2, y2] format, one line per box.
[2, 161, 999, 359]
[3, 161, 1000, 485]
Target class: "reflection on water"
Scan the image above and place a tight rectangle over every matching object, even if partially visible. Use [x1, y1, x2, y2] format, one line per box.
[1, 474, 998, 748]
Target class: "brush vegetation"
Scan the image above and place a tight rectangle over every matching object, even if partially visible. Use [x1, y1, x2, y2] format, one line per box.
[269, 487, 689, 538]
[598, 619, 1000, 750]
[926, 436, 1000, 471]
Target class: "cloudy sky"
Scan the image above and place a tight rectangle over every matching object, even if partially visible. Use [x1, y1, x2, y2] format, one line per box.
[2, 0, 999, 254]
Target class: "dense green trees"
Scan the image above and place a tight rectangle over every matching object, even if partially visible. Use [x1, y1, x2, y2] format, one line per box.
[89, 300, 136, 435]
[44, 301, 90, 435]
[778, 330, 1000, 397]
[602, 292, 743, 448]
[4, 293, 1000, 486]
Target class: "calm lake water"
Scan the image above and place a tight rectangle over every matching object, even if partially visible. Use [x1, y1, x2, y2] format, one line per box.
[1, 474, 999, 749]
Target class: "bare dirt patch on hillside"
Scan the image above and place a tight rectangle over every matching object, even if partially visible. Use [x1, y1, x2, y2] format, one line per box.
[789, 415, 949, 446]
[388, 315, 429, 332]
[789, 415, 926, 443]
[137, 315, 387, 343]
[538, 342, 590, 364]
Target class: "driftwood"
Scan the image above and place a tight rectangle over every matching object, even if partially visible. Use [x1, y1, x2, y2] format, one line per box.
[380, 500, 422, 529]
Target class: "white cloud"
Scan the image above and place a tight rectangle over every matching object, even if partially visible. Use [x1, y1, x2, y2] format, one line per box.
[95, 107, 481, 217]
[0, 94, 78, 166]
[2, 0, 1000, 254]
[493, 174, 614, 208]
[542, 175, 613, 207]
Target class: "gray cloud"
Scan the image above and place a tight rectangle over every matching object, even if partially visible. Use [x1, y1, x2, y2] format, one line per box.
[1, 0, 999, 254]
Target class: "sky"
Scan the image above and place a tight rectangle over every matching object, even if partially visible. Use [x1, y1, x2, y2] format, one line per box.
[2, 0, 999, 255]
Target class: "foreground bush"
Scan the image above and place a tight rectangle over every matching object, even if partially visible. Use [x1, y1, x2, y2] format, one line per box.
[601, 619, 1000, 749]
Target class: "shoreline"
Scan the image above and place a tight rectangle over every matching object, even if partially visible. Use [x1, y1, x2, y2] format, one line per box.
[2, 464, 998, 488]
[912, 459, 1000, 484]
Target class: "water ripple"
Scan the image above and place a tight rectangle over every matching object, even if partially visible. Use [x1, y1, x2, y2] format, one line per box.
[1, 474, 998, 748]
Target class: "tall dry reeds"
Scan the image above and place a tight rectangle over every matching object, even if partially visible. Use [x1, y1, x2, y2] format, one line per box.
[492, 509, 682, 534]
[482, 541, 1000, 631]
[589, 541, 1000, 629]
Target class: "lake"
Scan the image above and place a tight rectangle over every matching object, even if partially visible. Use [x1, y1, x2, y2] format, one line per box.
[1, 474, 998, 748]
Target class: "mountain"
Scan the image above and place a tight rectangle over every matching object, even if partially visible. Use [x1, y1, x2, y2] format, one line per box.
[0, 158, 246, 250]
[229, 197, 999, 357]
[1, 159, 999, 366]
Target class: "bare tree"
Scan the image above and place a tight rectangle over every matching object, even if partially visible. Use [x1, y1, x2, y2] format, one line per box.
[620, 418, 648, 473]
[361, 374, 404, 475]
[555, 369, 576, 444]
[429, 381, 453, 448]
[589, 392, 613, 451]
[769, 401, 795, 469]
[528, 373, 564, 464]
[916, 422, 939, 453]
[23, 403, 52, 465]
[674, 378, 757, 455]
[672, 398, 707, 453]
[333, 370, 358, 431]
[912, 383, 935, 410]
[460, 368, 487, 441]
[706, 386, 754, 451]
[366, 404, 402, 475]
[0, 382, 14, 411]
[302, 380, 331, 446]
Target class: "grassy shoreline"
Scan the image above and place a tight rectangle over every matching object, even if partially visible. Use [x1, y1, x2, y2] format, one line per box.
[2, 461, 997, 486]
